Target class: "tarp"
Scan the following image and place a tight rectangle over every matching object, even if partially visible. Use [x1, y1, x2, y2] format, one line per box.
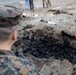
[0, 0, 20, 8]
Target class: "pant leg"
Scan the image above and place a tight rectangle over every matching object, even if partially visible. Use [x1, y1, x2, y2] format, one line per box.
[25, 0, 30, 9]
[29, 0, 31, 9]
[48, 0, 51, 6]
[46, 0, 48, 8]
[46, 0, 51, 8]
[30, 0, 34, 10]
[42, 0, 45, 8]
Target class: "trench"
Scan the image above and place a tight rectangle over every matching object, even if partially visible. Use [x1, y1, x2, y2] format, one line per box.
[13, 30, 76, 64]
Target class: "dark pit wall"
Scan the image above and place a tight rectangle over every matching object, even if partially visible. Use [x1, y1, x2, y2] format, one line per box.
[12, 30, 76, 64]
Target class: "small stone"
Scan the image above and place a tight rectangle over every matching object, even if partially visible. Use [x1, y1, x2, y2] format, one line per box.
[39, 58, 61, 75]
[53, 72, 59, 75]
[40, 19, 45, 22]
[54, 10, 60, 15]
[23, 24, 34, 29]
[58, 59, 73, 75]
[42, 26, 53, 35]
[69, 13, 73, 15]
[28, 32, 34, 40]
[42, 26, 53, 31]
[25, 54, 47, 71]
[35, 29, 43, 36]
[74, 65, 76, 69]
[73, 65, 76, 74]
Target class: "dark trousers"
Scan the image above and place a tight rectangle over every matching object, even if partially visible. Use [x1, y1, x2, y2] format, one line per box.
[42, 0, 46, 8]
[29, 0, 34, 10]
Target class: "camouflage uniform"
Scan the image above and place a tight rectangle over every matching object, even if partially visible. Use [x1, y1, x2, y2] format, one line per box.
[0, 50, 39, 75]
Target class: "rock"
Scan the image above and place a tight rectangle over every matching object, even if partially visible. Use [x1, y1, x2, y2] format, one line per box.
[24, 54, 47, 71]
[28, 30, 35, 40]
[75, 20, 76, 22]
[23, 24, 34, 29]
[59, 59, 73, 75]
[40, 19, 48, 23]
[40, 58, 73, 75]
[35, 29, 43, 36]
[53, 73, 60, 75]
[42, 26, 53, 35]
[48, 9, 61, 15]
[39, 57, 61, 75]
[18, 30, 24, 38]
[42, 26, 53, 31]
[23, 30, 29, 38]
[73, 65, 76, 75]
[54, 10, 61, 15]
[74, 65, 76, 69]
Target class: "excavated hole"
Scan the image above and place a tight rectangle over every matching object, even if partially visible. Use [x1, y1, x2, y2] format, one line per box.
[13, 32, 76, 64]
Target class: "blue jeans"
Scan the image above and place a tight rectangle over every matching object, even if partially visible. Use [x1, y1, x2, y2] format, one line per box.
[25, 0, 30, 9]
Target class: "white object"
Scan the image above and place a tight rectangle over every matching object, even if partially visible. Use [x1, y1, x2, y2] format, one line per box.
[22, 13, 27, 16]
[48, 21, 56, 24]
[34, 14, 39, 17]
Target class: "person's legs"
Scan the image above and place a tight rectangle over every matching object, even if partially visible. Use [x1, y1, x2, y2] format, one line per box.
[25, 0, 30, 9]
[42, 0, 44, 8]
[46, 0, 48, 8]
[29, 0, 31, 9]
[42, 0, 46, 8]
[48, 0, 51, 6]
[31, 0, 34, 10]
[46, 0, 51, 8]
[30, 0, 34, 10]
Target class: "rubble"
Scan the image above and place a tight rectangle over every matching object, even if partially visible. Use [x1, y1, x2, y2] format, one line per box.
[40, 58, 73, 75]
